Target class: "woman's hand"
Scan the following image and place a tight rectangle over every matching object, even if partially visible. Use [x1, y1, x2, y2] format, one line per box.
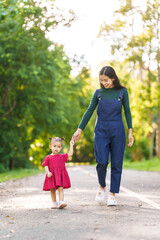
[72, 128, 82, 143]
[128, 129, 134, 147]
[47, 171, 52, 178]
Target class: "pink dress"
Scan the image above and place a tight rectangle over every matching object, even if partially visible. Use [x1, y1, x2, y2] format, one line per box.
[42, 153, 71, 191]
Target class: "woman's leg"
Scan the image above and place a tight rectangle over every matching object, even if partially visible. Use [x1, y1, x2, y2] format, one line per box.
[109, 192, 115, 196]
[110, 128, 126, 194]
[94, 136, 110, 188]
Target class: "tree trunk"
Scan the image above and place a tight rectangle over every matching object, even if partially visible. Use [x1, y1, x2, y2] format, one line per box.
[156, 107, 160, 157]
[147, 61, 153, 158]
[148, 112, 153, 158]
[9, 158, 14, 170]
[139, 64, 143, 82]
[156, 14, 160, 157]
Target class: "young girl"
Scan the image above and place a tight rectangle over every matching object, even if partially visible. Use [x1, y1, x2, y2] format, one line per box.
[42, 137, 74, 209]
[72, 66, 134, 206]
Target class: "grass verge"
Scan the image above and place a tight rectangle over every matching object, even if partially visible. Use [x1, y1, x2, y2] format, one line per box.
[123, 157, 160, 172]
[0, 158, 159, 183]
[0, 168, 43, 183]
[92, 157, 160, 172]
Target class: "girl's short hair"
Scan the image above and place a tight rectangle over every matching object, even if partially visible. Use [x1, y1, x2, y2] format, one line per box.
[48, 137, 65, 145]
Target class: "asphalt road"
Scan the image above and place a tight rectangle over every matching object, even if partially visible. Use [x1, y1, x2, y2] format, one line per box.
[0, 166, 160, 240]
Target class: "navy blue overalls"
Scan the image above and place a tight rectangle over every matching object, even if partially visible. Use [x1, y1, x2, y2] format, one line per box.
[94, 88, 126, 193]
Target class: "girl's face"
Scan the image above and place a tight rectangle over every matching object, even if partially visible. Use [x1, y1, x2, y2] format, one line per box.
[100, 75, 115, 88]
[50, 141, 62, 155]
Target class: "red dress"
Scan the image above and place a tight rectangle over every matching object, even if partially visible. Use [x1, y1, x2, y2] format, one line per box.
[42, 154, 71, 191]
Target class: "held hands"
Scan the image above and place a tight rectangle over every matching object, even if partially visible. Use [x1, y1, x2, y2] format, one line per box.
[47, 171, 52, 178]
[70, 140, 75, 146]
[72, 128, 82, 143]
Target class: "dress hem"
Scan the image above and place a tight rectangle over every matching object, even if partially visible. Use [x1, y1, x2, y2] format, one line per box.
[43, 185, 71, 191]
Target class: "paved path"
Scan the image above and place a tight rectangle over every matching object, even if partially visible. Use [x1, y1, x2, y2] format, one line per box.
[0, 166, 160, 240]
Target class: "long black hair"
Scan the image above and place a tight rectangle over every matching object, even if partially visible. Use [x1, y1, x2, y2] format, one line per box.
[99, 66, 124, 89]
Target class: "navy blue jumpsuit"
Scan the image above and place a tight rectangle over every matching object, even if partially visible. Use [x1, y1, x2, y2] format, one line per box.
[94, 88, 126, 193]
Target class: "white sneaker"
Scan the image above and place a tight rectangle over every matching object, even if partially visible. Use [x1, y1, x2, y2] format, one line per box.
[51, 202, 58, 209]
[58, 201, 67, 209]
[107, 196, 117, 206]
[95, 189, 106, 203]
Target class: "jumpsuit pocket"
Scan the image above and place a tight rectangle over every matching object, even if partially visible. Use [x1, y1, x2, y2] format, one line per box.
[94, 123, 106, 138]
[94, 123, 101, 133]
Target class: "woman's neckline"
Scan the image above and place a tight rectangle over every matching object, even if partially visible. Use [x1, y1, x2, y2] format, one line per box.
[101, 87, 116, 90]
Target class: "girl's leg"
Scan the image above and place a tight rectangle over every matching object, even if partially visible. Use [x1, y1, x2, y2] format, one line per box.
[58, 187, 64, 201]
[50, 188, 56, 202]
[57, 187, 67, 209]
[50, 188, 58, 209]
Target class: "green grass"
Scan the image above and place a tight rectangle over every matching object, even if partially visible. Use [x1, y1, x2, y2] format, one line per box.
[92, 157, 160, 172]
[0, 158, 160, 183]
[0, 168, 43, 183]
[123, 157, 160, 172]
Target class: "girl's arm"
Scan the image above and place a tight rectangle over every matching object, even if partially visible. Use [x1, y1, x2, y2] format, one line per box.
[44, 166, 52, 178]
[68, 140, 74, 157]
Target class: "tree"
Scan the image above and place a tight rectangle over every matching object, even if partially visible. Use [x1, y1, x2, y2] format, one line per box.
[98, 0, 160, 159]
[0, 0, 76, 170]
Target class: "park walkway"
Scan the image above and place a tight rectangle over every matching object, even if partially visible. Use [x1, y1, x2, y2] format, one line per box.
[0, 166, 160, 240]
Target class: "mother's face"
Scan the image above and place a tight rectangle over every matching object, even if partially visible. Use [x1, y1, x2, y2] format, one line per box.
[99, 75, 115, 89]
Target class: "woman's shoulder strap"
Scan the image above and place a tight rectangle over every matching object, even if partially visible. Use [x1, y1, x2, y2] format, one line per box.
[118, 87, 125, 100]
[96, 89, 101, 100]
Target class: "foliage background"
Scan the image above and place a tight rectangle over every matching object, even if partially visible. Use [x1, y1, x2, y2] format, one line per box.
[0, 0, 160, 173]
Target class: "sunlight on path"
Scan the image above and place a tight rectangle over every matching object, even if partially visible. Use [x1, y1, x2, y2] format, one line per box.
[76, 167, 160, 210]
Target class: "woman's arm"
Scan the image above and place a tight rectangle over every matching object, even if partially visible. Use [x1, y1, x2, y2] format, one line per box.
[123, 89, 134, 147]
[122, 88, 132, 129]
[78, 90, 98, 130]
[72, 90, 98, 142]
[128, 128, 134, 147]
[72, 128, 83, 143]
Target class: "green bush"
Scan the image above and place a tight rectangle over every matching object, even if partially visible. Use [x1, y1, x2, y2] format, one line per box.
[0, 164, 7, 173]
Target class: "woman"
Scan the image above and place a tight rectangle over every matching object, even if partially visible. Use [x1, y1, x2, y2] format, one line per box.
[72, 66, 134, 206]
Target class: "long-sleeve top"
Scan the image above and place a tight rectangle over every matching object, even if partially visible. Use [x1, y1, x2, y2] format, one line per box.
[78, 87, 132, 130]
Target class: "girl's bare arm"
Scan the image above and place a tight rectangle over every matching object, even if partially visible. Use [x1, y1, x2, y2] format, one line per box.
[44, 166, 52, 177]
[68, 140, 74, 157]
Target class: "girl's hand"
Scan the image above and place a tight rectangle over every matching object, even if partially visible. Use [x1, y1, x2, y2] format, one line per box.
[72, 128, 82, 143]
[128, 133, 134, 147]
[47, 171, 52, 178]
